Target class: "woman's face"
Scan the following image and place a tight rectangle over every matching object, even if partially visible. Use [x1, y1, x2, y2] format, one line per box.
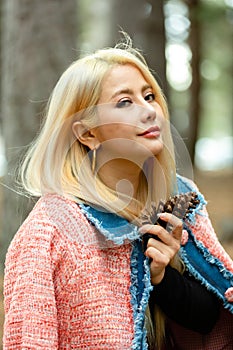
[92, 64, 165, 163]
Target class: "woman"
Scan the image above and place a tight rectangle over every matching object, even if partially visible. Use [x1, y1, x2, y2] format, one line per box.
[3, 37, 233, 349]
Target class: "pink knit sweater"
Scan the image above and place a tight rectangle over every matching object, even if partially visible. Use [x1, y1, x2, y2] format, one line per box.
[3, 194, 134, 349]
[4, 191, 233, 349]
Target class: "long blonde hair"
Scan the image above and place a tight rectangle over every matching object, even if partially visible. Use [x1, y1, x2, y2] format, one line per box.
[21, 39, 176, 213]
[20, 36, 179, 348]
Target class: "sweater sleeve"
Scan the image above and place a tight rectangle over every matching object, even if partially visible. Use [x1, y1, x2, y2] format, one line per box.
[3, 221, 59, 349]
[149, 265, 220, 334]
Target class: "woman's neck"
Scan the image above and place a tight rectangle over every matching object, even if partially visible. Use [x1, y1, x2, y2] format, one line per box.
[97, 158, 142, 200]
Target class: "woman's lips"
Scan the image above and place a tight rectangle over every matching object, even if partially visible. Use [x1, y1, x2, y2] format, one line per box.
[138, 126, 161, 138]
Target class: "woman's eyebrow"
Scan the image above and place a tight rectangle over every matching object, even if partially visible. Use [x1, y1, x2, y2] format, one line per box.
[142, 84, 153, 92]
[110, 88, 133, 100]
[110, 84, 152, 100]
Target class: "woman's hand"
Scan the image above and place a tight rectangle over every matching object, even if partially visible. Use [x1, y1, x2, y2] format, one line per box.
[139, 213, 183, 285]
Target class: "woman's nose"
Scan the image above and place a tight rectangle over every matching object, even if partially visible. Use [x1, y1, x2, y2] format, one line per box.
[140, 103, 157, 123]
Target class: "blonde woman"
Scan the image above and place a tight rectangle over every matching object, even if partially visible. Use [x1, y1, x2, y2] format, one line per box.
[3, 36, 233, 349]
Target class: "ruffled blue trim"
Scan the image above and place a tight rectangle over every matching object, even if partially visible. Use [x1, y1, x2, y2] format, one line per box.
[79, 175, 204, 244]
[177, 174, 207, 224]
[180, 226, 233, 313]
[79, 204, 140, 245]
[130, 240, 153, 349]
[177, 175, 233, 313]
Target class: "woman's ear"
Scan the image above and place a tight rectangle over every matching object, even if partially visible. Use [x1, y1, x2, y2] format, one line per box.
[72, 121, 99, 150]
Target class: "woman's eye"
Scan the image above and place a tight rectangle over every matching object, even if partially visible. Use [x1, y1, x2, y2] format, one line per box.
[116, 99, 132, 108]
[145, 93, 155, 102]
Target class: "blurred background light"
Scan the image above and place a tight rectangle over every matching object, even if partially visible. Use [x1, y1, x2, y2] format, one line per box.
[201, 59, 220, 80]
[195, 136, 233, 170]
[0, 136, 7, 177]
[225, 0, 233, 7]
[166, 43, 192, 91]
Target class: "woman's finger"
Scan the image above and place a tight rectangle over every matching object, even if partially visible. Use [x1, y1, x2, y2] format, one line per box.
[146, 233, 180, 257]
[139, 216, 182, 244]
[157, 213, 183, 240]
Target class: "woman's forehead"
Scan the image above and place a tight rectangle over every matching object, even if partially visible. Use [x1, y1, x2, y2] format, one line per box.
[99, 64, 152, 101]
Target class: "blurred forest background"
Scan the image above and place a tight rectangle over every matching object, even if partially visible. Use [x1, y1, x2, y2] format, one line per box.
[0, 0, 232, 346]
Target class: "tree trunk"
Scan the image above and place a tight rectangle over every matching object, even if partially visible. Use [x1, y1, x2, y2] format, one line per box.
[111, 0, 167, 95]
[0, 0, 78, 266]
[186, 0, 201, 162]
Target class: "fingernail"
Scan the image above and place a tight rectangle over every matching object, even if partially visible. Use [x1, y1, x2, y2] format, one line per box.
[139, 227, 146, 233]
[157, 213, 166, 219]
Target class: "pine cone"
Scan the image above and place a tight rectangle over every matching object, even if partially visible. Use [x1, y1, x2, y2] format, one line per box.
[141, 191, 200, 251]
